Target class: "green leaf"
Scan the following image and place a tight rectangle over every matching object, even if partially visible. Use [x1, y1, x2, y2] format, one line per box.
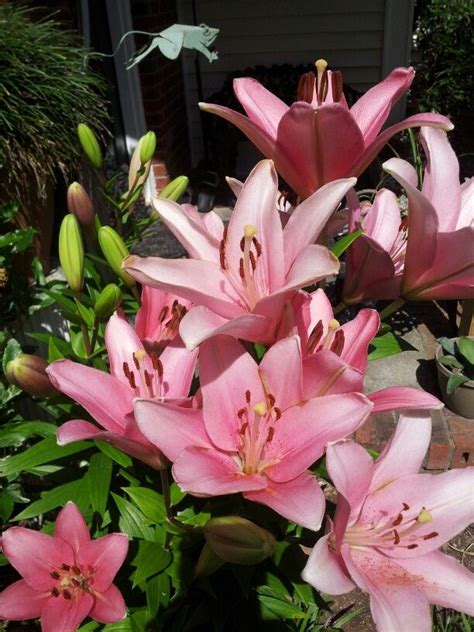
[0, 491, 15, 522]
[48, 337, 65, 362]
[75, 298, 95, 327]
[258, 587, 307, 621]
[438, 336, 456, 355]
[254, 343, 266, 360]
[330, 228, 363, 258]
[12, 477, 88, 521]
[27, 332, 72, 357]
[131, 541, 172, 586]
[95, 441, 133, 468]
[170, 482, 186, 506]
[71, 330, 89, 359]
[0, 421, 56, 448]
[368, 332, 415, 361]
[438, 355, 464, 370]
[458, 336, 474, 366]
[103, 621, 132, 631]
[112, 493, 155, 541]
[88, 452, 113, 517]
[447, 373, 470, 395]
[0, 436, 90, 477]
[146, 572, 170, 617]
[123, 487, 167, 524]
[2, 337, 22, 374]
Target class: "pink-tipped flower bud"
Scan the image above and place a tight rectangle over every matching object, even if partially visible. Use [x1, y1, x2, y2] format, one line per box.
[204, 516, 276, 565]
[67, 182, 96, 235]
[5, 354, 57, 398]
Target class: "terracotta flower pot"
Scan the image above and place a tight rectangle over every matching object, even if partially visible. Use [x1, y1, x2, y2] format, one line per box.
[436, 338, 474, 419]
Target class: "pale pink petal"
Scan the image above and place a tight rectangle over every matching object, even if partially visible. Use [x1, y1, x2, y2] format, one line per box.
[89, 583, 127, 623]
[158, 343, 197, 398]
[371, 412, 432, 490]
[420, 127, 461, 231]
[326, 440, 374, 509]
[199, 335, 265, 452]
[123, 256, 244, 319]
[380, 158, 418, 189]
[134, 398, 211, 461]
[259, 336, 303, 409]
[105, 311, 145, 384]
[360, 189, 402, 252]
[225, 176, 243, 198]
[341, 545, 431, 632]
[244, 472, 325, 531]
[41, 592, 94, 632]
[459, 177, 474, 229]
[302, 534, 356, 595]
[340, 308, 379, 373]
[283, 177, 356, 270]
[368, 387, 442, 413]
[78, 534, 129, 592]
[265, 393, 372, 482]
[179, 306, 271, 350]
[302, 352, 364, 399]
[350, 67, 414, 145]
[153, 197, 220, 261]
[234, 77, 288, 138]
[173, 446, 267, 496]
[396, 550, 474, 616]
[2, 528, 73, 590]
[47, 361, 132, 433]
[280, 245, 339, 294]
[202, 210, 225, 240]
[0, 579, 47, 620]
[54, 502, 90, 553]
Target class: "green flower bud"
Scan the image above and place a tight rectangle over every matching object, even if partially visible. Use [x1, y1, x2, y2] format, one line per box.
[194, 542, 225, 578]
[98, 226, 135, 288]
[94, 284, 122, 321]
[59, 214, 84, 293]
[77, 123, 103, 169]
[139, 131, 156, 164]
[67, 182, 96, 235]
[5, 354, 57, 398]
[159, 175, 189, 202]
[204, 516, 276, 565]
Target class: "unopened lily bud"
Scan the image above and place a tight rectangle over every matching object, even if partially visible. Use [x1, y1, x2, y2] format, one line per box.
[67, 182, 95, 235]
[94, 284, 122, 321]
[77, 123, 103, 169]
[204, 516, 276, 565]
[194, 542, 225, 578]
[139, 131, 156, 164]
[59, 214, 84, 293]
[98, 226, 135, 288]
[159, 175, 189, 202]
[5, 354, 57, 398]
[128, 138, 151, 194]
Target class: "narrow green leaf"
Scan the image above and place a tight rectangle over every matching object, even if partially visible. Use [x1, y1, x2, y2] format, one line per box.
[0, 491, 15, 523]
[438, 336, 456, 355]
[75, 298, 95, 327]
[438, 355, 464, 370]
[330, 228, 363, 258]
[447, 373, 470, 395]
[458, 336, 474, 366]
[254, 343, 266, 360]
[112, 493, 155, 541]
[95, 441, 133, 468]
[131, 541, 172, 586]
[48, 337, 65, 362]
[88, 452, 113, 517]
[146, 572, 170, 617]
[0, 421, 56, 448]
[12, 478, 86, 521]
[123, 487, 166, 524]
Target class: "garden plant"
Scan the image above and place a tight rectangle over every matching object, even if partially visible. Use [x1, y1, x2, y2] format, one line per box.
[0, 59, 473, 632]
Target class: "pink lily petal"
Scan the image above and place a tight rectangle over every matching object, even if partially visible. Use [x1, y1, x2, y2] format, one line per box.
[134, 399, 211, 461]
[360, 189, 402, 252]
[371, 412, 432, 490]
[350, 67, 414, 145]
[135, 285, 168, 342]
[105, 310, 146, 385]
[1, 528, 73, 591]
[173, 446, 267, 496]
[244, 472, 325, 531]
[279, 244, 339, 294]
[326, 440, 374, 510]
[459, 177, 474, 229]
[225, 175, 243, 198]
[199, 335, 265, 452]
[302, 352, 364, 398]
[41, 591, 94, 632]
[199, 101, 276, 157]
[420, 127, 461, 231]
[123, 256, 244, 320]
[382, 158, 418, 189]
[47, 361, 132, 434]
[302, 534, 356, 595]
[341, 545, 432, 632]
[368, 387, 442, 413]
[158, 343, 198, 398]
[89, 583, 127, 623]
[283, 177, 357, 270]
[351, 112, 453, 179]
[179, 305, 271, 350]
[266, 393, 373, 482]
[153, 197, 221, 262]
[202, 210, 225, 239]
[396, 551, 474, 616]
[78, 534, 129, 592]
[0, 579, 48, 620]
[233, 77, 288, 138]
[54, 502, 90, 553]
[259, 336, 303, 410]
[304, 288, 334, 333]
[340, 308, 379, 373]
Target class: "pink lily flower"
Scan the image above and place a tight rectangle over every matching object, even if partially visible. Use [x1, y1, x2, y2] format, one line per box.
[47, 310, 197, 469]
[0, 502, 128, 631]
[302, 413, 474, 632]
[199, 64, 452, 199]
[124, 160, 352, 349]
[343, 127, 474, 303]
[134, 335, 374, 531]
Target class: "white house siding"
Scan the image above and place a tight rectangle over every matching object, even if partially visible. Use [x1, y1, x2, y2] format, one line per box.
[177, 0, 414, 167]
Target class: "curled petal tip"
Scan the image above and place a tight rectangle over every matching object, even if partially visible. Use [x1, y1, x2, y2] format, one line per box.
[198, 101, 209, 111]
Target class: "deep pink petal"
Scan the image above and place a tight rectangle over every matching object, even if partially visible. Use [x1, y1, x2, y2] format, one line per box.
[280, 245, 339, 294]
[259, 336, 303, 409]
[326, 440, 374, 510]
[266, 393, 372, 482]
[89, 583, 127, 623]
[302, 534, 356, 595]
[54, 502, 90, 553]
[350, 67, 414, 144]
[2, 528, 73, 590]
[233, 77, 288, 138]
[368, 387, 442, 413]
[244, 472, 325, 531]
[283, 177, 356, 270]
[340, 308, 379, 373]
[302, 352, 364, 399]
[105, 310, 145, 384]
[173, 446, 267, 496]
[304, 288, 334, 332]
[199, 335, 264, 452]
[123, 256, 244, 319]
[0, 580, 47, 620]
[134, 399, 210, 461]
[78, 534, 128, 592]
[41, 592, 94, 632]
[135, 285, 169, 342]
[47, 361, 132, 433]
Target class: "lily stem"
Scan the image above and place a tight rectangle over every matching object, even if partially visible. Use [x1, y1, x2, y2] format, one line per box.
[159, 468, 201, 534]
[90, 318, 100, 352]
[379, 297, 406, 321]
[74, 293, 92, 357]
[333, 302, 347, 315]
